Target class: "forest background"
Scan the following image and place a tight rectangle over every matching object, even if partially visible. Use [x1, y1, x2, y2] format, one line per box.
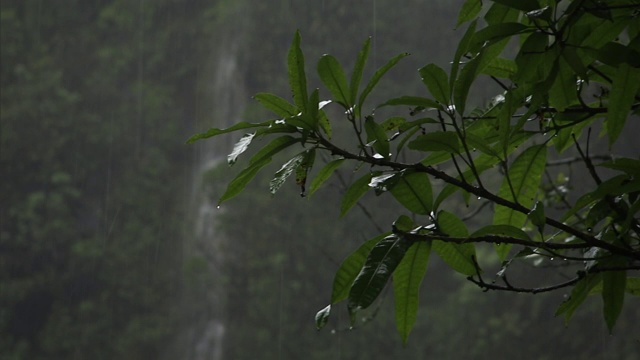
[1, 1, 638, 359]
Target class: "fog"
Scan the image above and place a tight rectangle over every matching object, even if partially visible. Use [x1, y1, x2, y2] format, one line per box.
[1, 1, 638, 359]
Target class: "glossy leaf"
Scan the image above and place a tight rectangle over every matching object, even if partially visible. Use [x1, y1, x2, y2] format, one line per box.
[450, 19, 477, 94]
[528, 200, 546, 234]
[308, 158, 345, 198]
[348, 234, 410, 317]
[318, 54, 351, 107]
[331, 235, 384, 304]
[315, 305, 331, 330]
[377, 96, 442, 110]
[288, 31, 308, 113]
[598, 158, 640, 176]
[227, 132, 255, 165]
[219, 136, 299, 204]
[606, 63, 640, 145]
[393, 240, 431, 344]
[389, 171, 433, 216]
[419, 64, 450, 105]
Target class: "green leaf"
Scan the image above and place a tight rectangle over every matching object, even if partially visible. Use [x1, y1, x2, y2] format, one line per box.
[331, 235, 385, 304]
[288, 30, 308, 113]
[350, 37, 371, 110]
[348, 234, 410, 317]
[548, 58, 578, 112]
[598, 158, 640, 176]
[270, 152, 306, 195]
[393, 241, 431, 344]
[433, 211, 476, 275]
[315, 305, 331, 330]
[365, 116, 390, 158]
[494, 145, 547, 227]
[450, 19, 477, 95]
[318, 54, 351, 107]
[562, 175, 640, 221]
[626, 278, 640, 296]
[408, 131, 461, 154]
[340, 172, 375, 217]
[254, 93, 297, 117]
[359, 52, 410, 111]
[389, 171, 433, 216]
[419, 64, 450, 105]
[308, 158, 345, 198]
[556, 273, 603, 324]
[186, 121, 272, 144]
[472, 22, 528, 46]
[603, 269, 626, 333]
[457, 0, 482, 27]
[606, 63, 640, 146]
[481, 57, 517, 78]
[295, 149, 315, 192]
[227, 133, 255, 165]
[377, 96, 442, 110]
[219, 136, 299, 204]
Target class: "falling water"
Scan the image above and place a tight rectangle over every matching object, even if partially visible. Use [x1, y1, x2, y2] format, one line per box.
[168, 23, 246, 360]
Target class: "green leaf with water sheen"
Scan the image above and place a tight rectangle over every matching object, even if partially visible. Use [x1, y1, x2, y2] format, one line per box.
[340, 172, 375, 217]
[288, 30, 308, 113]
[270, 152, 306, 195]
[227, 133, 255, 165]
[393, 241, 431, 344]
[606, 63, 640, 146]
[331, 235, 384, 304]
[389, 171, 433, 216]
[419, 64, 450, 105]
[318, 54, 351, 107]
[219, 136, 299, 204]
[315, 304, 331, 330]
[348, 235, 410, 318]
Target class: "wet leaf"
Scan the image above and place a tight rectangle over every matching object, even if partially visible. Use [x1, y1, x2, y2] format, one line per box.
[419, 64, 450, 105]
[331, 234, 386, 304]
[359, 52, 410, 111]
[606, 63, 640, 146]
[308, 158, 345, 198]
[227, 133, 255, 165]
[288, 30, 308, 113]
[318, 54, 350, 107]
[315, 305, 331, 330]
[393, 240, 431, 344]
[389, 171, 433, 216]
[348, 234, 410, 319]
[603, 269, 626, 333]
[340, 172, 375, 217]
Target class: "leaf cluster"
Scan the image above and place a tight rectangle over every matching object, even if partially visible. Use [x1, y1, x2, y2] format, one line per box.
[189, 0, 640, 343]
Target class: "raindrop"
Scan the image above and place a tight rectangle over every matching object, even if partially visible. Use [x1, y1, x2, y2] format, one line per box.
[550, 257, 554, 261]
[477, 197, 482, 200]
[587, 228, 592, 232]
[217, 205, 221, 209]
[330, 329, 336, 335]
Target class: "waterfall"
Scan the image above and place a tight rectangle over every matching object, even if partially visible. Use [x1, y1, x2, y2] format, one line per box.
[169, 25, 247, 360]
